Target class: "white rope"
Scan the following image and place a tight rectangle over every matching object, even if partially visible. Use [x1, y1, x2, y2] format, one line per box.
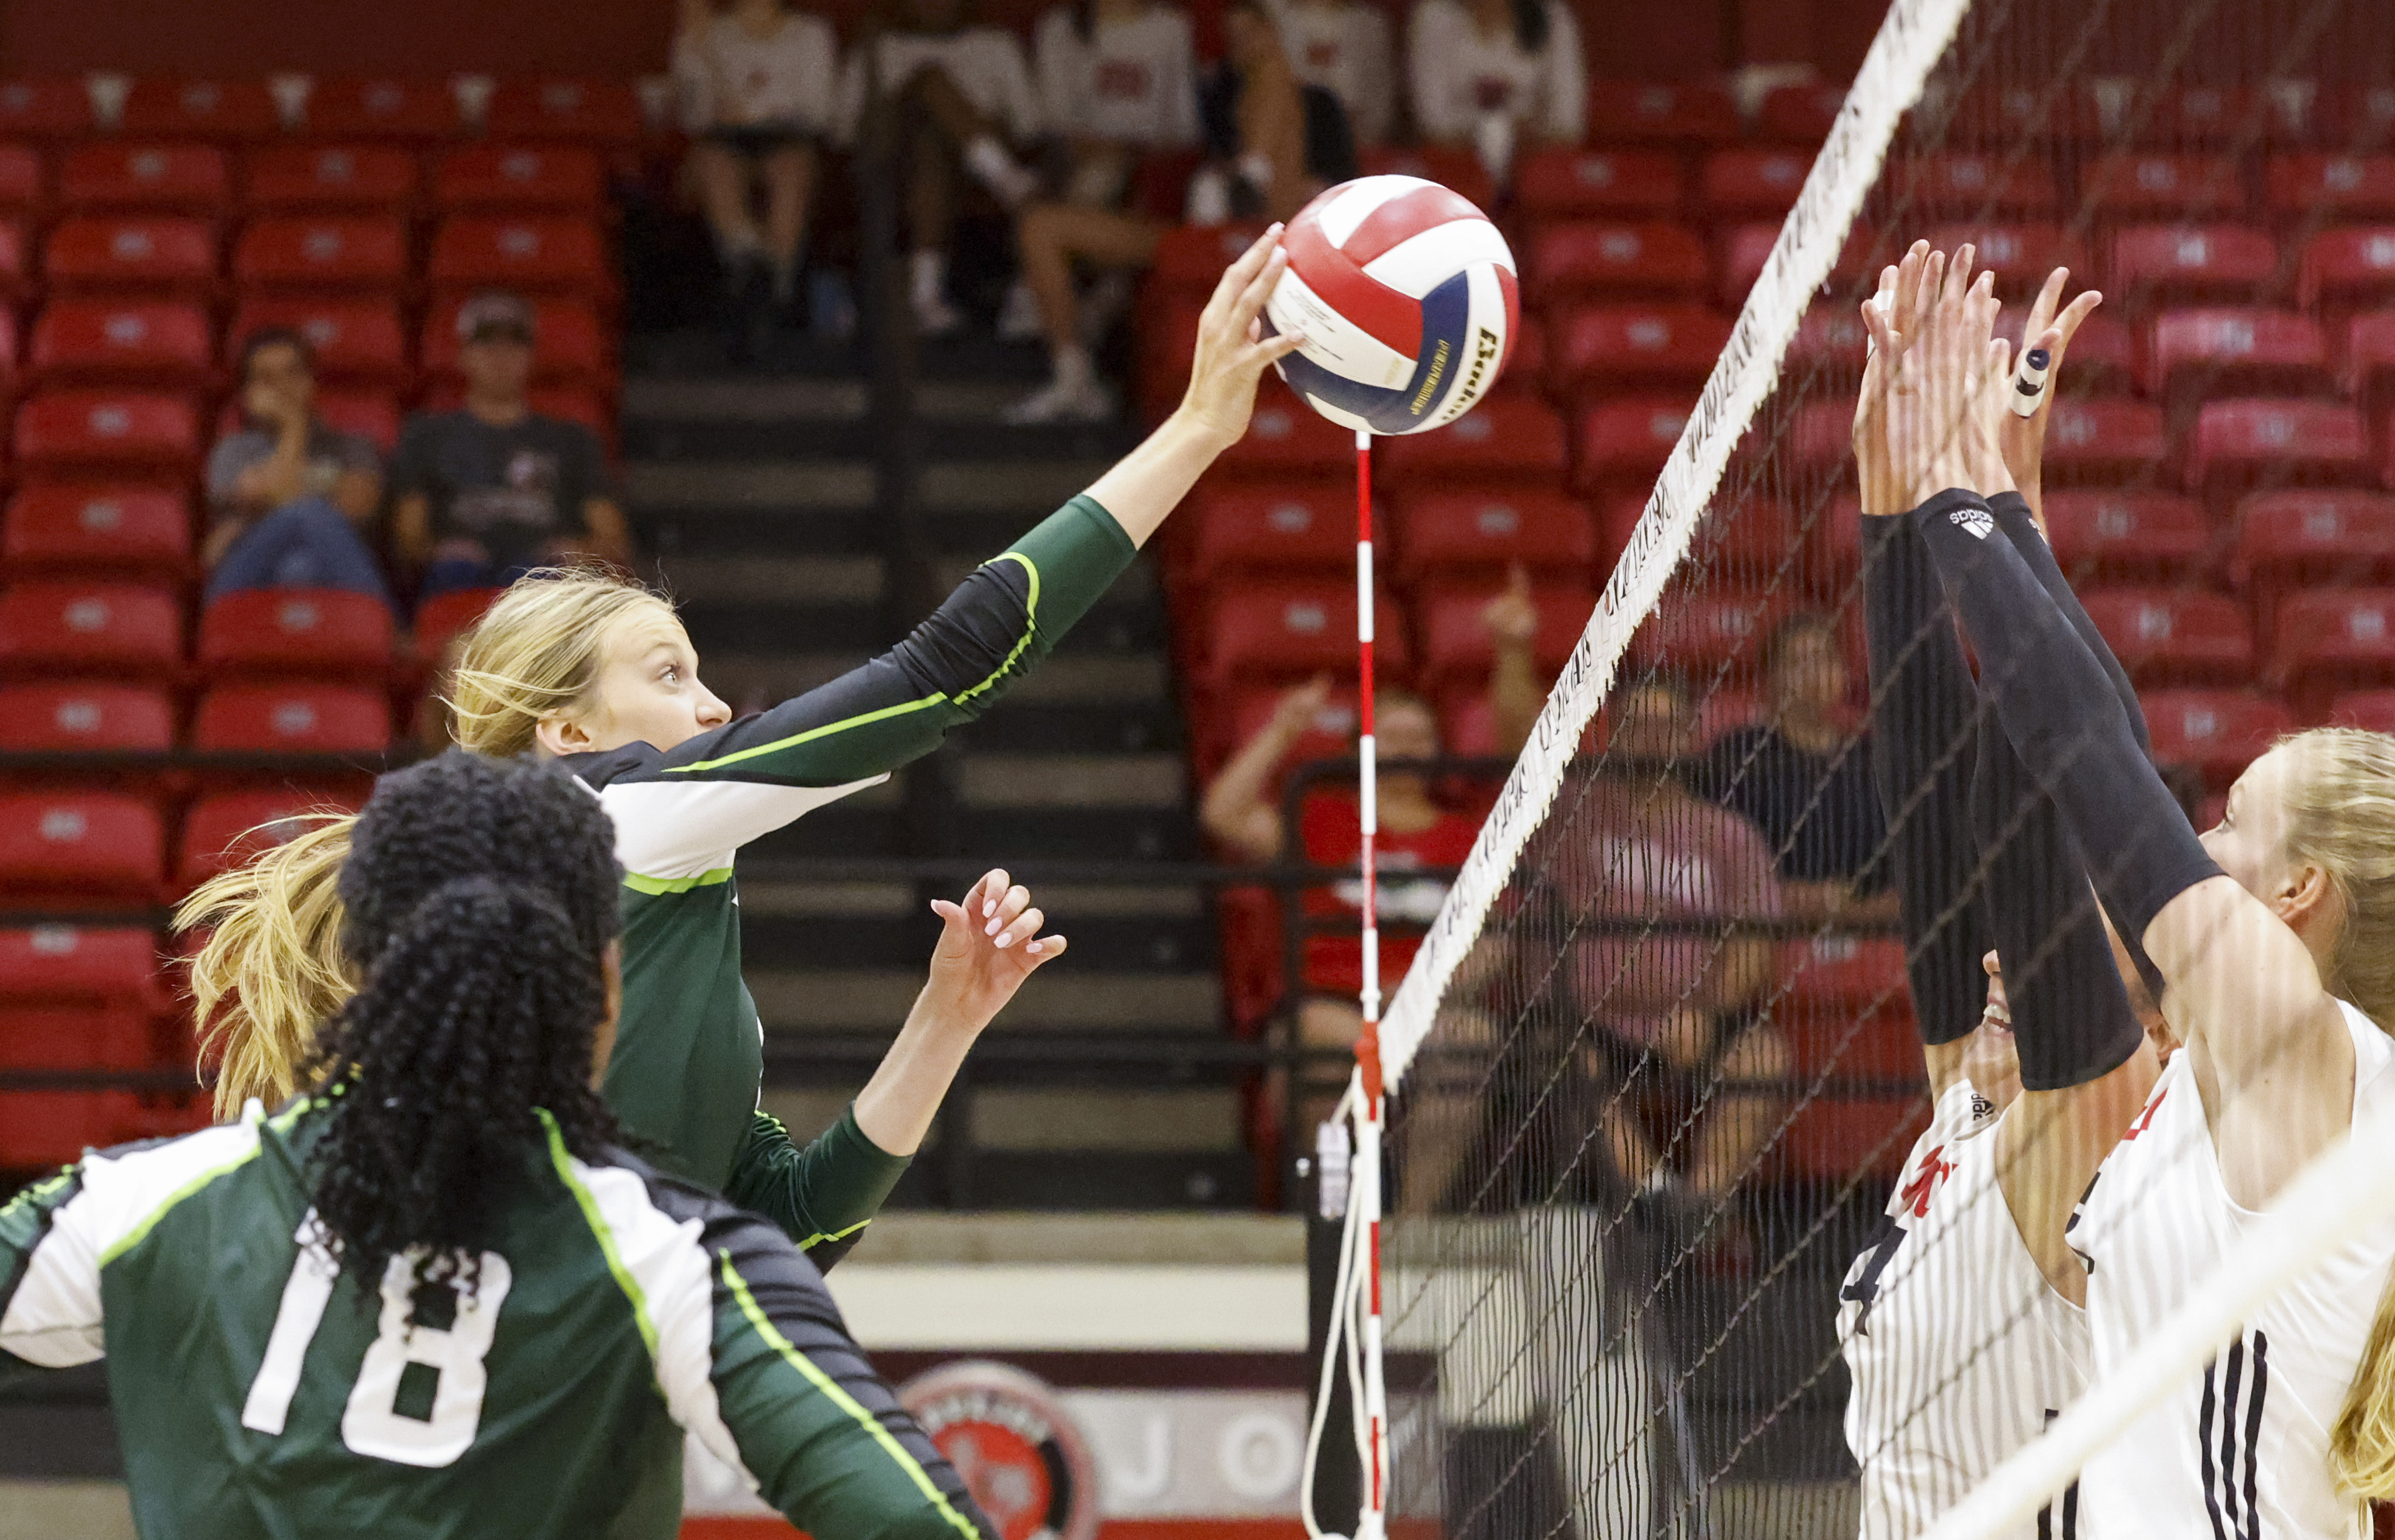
[1917, 1107, 2395, 1540]
[1376, 0, 1978, 1088]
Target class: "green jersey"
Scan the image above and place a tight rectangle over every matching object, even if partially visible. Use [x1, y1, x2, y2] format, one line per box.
[568, 496, 1137, 1254]
[0, 1106, 991, 1540]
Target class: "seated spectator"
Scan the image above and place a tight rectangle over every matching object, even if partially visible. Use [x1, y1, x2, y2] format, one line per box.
[1696, 612, 1899, 923]
[1267, 0, 1394, 147]
[1005, 0, 1356, 422]
[203, 329, 391, 607]
[841, 0, 1045, 336]
[390, 294, 633, 607]
[1406, 0, 1585, 181]
[673, 0, 840, 338]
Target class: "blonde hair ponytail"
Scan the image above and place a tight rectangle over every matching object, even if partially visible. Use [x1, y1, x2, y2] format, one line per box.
[445, 565, 674, 758]
[176, 816, 356, 1120]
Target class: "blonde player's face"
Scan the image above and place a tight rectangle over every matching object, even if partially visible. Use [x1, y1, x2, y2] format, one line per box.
[2200, 747, 2301, 916]
[537, 607, 734, 758]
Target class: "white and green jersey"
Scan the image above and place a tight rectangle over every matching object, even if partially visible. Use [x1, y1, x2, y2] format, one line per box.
[568, 495, 1137, 1253]
[0, 1106, 992, 1540]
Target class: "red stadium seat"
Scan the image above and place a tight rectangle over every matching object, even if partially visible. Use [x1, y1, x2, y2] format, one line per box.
[1780, 933, 1909, 1011]
[58, 144, 230, 213]
[2153, 86, 2273, 147]
[2106, 225, 2280, 305]
[44, 216, 218, 297]
[1211, 683, 1359, 781]
[0, 1093, 150, 1168]
[2041, 399, 2167, 483]
[1716, 221, 1874, 310]
[1551, 303, 1731, 392]
[1214, 384, 1351, 475]
[241, 144, 421, 212]
[1757, 82, 1847, 144]
[1525, 221, 1708, 303]
[15, 391, 201, 474]
[1585, 81, 1739, 145]
[0, 926, 163, 1011]
[226, 296, 409, 387]
[1514, 149, 1683, 219]
[1378, 397, 1568, 485]
[2328, 689, 2395, 732]
[233, 215, 408, 294]
[197, 589, 394, 682]
[302, 78, 460, 140]
[1785, 307, 1868, 375]
[432, 144, 606, 211]
[177, 787, 361, 888]
[1496, 316, 1547, 395]
[0, 219, 30, 301]
[0, 146, 44, 216]
[1355, 146, 1492, 213]
[0, 79, 98, 140]
[2266, 154, 2395, 219]
[0, 581, 182, 678]
[2186, 399, 2373, 494]
[192, 683, 392, 755]
[1627, 587, 1793, 681]
[2331, 85, 2395, 149]
[485, 79, 644, 144]
[2270, 588, 2395, 707]
[1200, 582, 1408, 689]
[2009, 309, 2135, 395]
[427, 216, 610, 297]
[1390, 488, 1596, 583]
[2079, 586, 2253, 684]
[1683, 496, 1800, 578]
[2142, 688, 2295, 786]
[1774, 936, 1931, 1183]
[2236, 491, 2395, 590]
[1573, 395, 1694, 492]
[409, 586, 503, 661]
[311, 389, 405, 454]
[2041, 491, 2213, 581]
[1919, 223, 2082, 296]
[0, 790, 165, 906]
[2, 485, 192, 577]
[2079, 153, 2246, 220]
[120, 79, 279, 139]
[1698, 148, 1812, 217]
[2299, 228, 2395, 310]
[1414, 579, 1590, 692]
[29, 301, 214, 389]
[1147, 223, 1269, 301]
[1889, 153, 2061, 216]
[0, 683, 173, 753]
[1787, 399, 1857, 476]
[1182, 482, 1352, 583]
[2345, 312, 2395, 399]
[2145, 309, 2331, 399]
[421, 295, 608, 383]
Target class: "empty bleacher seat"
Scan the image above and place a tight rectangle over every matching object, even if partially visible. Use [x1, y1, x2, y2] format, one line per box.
[1210, 383, 1351, 476]
[44, 216, 218, 296]
[1356, 147, 1493, 212]
[177, 788, 359, 888]
[15, 390, 201, 475]
[2299, 227, 2395, 309]
[58, 144, 230, 213]
[1787, 399, 1857, 476]
[1716, 222, 1873, 311]
[120, 79, 280, 139]
[2345, 312, 2395, 400]
[29, 301, 215, 388]
[1378, 397, 1568, 484]
[1390, 488, 1596, 582]
[0, 682, 173, 753]
[302, 78, 460, 140]
[1757, 82, 1845, 144]
[433, 144, 606, 211]
[2079, 586, 2253, 683]
[2186, 399, 2373, 493]
[1146, 223, 1270, 302]
[2237, 490, 2395, 599]
[1526, 221, 1708, 303]
[0, 581, 182, 678]
[1551, 303, 1731, 392]
[1627, 588, 1792, 681]
[2, 485, 191, 577]
[1920, 223, 2080, 295]
[2146, 309, 2331, 399]
[2154, 86, 2268, 146]
[241, 144, 421, 212]
[485, 79, 644, 143]
[2266, 154, 2395, 219]
[1785, 308, 1868, 374]
[427, 216, 610, 298]
[1585, 81, 1739, 145]
[1415, 580, 1590, 692]
[2142, 688, 2295, 785]
[2041, 491, 2213, 580]
[0, 924, 161, 1082]
[197, 589, 394, 681]
[410, 587, 503, 659]
[2017, 309, 2135, 395]
[2330, 689, 2395, 732]
[1686, 496, 1800, 576]
[1514, 149, 1682, 219]
[1774, 933, 1926, 1182]
[1200, 582, 1409, 689]
[2041, 399, 2167, 482]
[226, 296, 409, 386]
[192, 683, 392, 755]
[0, 1092, 149, 1169]
[1182, 482, 1351, 583]
[233, 215, 409, 293]
[1573, 395, 1694, 492]
[421, 295, 607, 383]
[0, 78, 97, 140]
[1890, 154, 2060, 216]
[0, 790, 165, 906]
[2080, 153, 2246, 219]
[1699, 149, 1811, 217]
[2269, 588, 2395, 706]
[0, 219, 30, 300]
[2107, 225, 2279, 304]
[0, 146, 43, 216]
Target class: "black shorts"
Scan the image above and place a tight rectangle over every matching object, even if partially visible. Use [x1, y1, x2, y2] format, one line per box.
[702, 125, 816, 159]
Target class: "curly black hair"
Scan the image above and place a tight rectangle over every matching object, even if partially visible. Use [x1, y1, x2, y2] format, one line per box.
[303, 750, 623, 1311]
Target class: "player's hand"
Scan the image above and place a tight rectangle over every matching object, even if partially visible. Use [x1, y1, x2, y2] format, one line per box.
[1176, 225, 1305, 450]
[1482, 564, 1539, 649]
[922, 868, 1068, 1033]
[1854, 243, 1925, 517]
[1863, 243, 2009, 505]
[1997, 267, 2103, 520]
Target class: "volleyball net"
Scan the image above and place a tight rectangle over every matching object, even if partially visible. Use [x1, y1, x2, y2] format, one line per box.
[1311, 0, 2395, 1532]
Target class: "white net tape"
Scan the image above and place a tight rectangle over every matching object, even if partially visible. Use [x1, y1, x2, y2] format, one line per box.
[1376, 0, 1979, 1091]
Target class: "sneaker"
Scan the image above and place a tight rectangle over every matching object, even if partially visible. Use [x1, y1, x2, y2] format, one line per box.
[912, 287, 965, 339]
[1003, 373, 1118, 426]
[996, 281, 1045, 343]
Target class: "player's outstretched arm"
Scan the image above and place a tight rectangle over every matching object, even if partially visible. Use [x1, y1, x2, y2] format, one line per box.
[723, 871, 1065, 1267]
[0, 1166, 102, 1393]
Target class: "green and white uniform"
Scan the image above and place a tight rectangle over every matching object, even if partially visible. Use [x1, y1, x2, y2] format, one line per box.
[570, 496, 1136, 1259]
[0, 1106, 992, 1540]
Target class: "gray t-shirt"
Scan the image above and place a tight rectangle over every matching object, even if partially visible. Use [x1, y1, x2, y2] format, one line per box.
[205, 424, 382, 517]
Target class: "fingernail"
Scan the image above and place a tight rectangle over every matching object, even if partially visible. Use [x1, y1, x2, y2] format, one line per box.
[985, 919, 1002, 936]
[1269, 222, 1285, 234]
[1026, 941, 1043, 955]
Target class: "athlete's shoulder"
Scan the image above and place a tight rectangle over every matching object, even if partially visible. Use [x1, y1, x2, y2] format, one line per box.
[50, 1116, 279, 1265]
[558, 742, 665, 792]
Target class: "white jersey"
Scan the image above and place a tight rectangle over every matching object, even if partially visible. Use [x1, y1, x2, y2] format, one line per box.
[1266, 0, 1396, 144]
[2073, 1000, 2395, 1540]
[1841, 1079, 2093, 1539]
[1404, 0, 1585, 146]
[837, 26, 1043, 143]
[672, 12, 840, 134]
[1033, 6, 1199, 147]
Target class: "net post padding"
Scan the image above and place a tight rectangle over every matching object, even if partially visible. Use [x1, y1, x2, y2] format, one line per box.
[1918, 1109, 2395, 1540]
[1375, 0, 1977, 1090]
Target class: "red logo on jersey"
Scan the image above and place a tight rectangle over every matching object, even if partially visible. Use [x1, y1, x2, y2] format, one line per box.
[1095, 59, 1153, 101]
[2123, 1087, 2169, 1141]
[1899, 1145, 1955, 1218]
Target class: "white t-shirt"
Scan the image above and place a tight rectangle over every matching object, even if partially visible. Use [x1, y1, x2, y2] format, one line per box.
[1033, 5, 1200, 147]
[1267, 0, 1396, 144]
[837, 27, 1043, 143]
[1406, 0, 1586, 146]
[673, 12, 841, 135]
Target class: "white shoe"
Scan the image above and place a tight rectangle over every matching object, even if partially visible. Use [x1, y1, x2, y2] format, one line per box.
[912, 287, 965, 338]
[996, 281, 1045, 342]
[1003, 373, 1117, 425]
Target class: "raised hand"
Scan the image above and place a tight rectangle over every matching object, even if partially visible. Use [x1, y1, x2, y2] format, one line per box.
[923, 868, 1068, 1034]
[1997, 267, 2104, 521]
[1272, 674, 1336, 738]
[1853, 242, 1928, 517]
[1177, 226, 1306, 448]
[1862, 243, 2010, 506]
[1481, 563, 1539, 649]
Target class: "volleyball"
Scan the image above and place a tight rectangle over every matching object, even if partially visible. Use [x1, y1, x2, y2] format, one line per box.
[1264, 175, 1519, 437]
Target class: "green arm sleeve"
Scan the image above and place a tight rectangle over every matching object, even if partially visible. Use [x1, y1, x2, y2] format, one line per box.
[721, 1107, 911, 1275]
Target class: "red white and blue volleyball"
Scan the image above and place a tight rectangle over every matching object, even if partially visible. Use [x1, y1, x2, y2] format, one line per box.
[1265, 175, 1519, 436]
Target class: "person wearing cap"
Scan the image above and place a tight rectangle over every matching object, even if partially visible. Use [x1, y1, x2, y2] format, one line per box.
[202, 327, 393, 607]
[390, 294, 634, 607]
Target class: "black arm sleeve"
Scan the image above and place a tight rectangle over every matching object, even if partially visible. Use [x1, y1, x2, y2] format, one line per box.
[1986, 491, 2149, 754]
[1861, 513, 1994, 1046]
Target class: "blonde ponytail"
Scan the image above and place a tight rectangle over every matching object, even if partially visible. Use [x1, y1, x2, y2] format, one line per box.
[444, 565, 674, 758]
[175, 816, 356, 1120]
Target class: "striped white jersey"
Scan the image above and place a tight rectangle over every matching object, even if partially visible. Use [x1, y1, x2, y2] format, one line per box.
[1842, 1079, 2092, 1539]
[2073, 1000, 2395, 1540]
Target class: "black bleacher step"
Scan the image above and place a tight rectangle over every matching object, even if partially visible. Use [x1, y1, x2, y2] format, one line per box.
[674, 598, 881, 654]
[952, 700, 1182, 754]
[947, 1151, 1255, 1210]
[955, 807, 1194, 861]
[637, 507, 881, 559]
[623, 328, 864, 378]
[740, 910, 1216, 974]
[622, 416, 875, 462]
[914, 419, 1137, 464]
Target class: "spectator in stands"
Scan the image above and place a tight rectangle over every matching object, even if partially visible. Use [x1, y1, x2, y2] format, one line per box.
[203, 328, 391, 608]
[673, 0, 840, 334]
[1406, 0, 1586, 181]
[841, 0, 1045, 336]
[1003, 0, 1356, 422]
[1268, 0, 1395, 146]
[1696, 612, 1899, 923]
[391, 294, 634, 606]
